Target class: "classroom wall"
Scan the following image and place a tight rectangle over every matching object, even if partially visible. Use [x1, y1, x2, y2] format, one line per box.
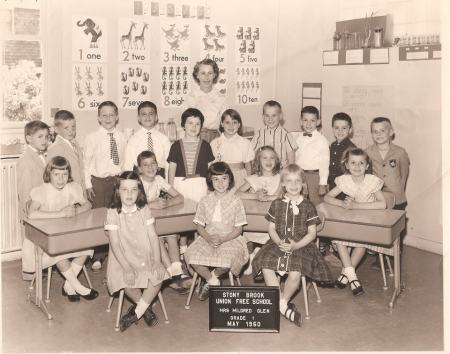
[45, 0, 443, 254]
[46, 0, 278, 141]
[275, 0, 442, 254]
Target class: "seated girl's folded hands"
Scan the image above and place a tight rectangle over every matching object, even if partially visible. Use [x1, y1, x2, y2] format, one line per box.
[207, 234, 222, 247]
[256, 189, 269, 201]
[343, 197, 355, 209]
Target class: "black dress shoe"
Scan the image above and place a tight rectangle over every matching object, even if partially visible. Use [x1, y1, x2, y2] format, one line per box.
[62, 287, 80, 302]
[142, 307, 159, 327]
[120, 305, 139, 332]
[80, 289, 99, 300]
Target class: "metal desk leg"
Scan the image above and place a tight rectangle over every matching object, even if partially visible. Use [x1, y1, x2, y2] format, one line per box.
[28, 245, 53, 320]
[389, 238, 401, 308]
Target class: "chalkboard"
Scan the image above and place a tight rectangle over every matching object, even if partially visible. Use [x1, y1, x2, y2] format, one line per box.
[209, 286, 279, 333]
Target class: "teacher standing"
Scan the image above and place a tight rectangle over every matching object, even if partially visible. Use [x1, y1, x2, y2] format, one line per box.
[185, 58, 226, 143]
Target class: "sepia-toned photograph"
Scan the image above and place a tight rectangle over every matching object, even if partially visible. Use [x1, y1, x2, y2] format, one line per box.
[1, 0, 447, 353]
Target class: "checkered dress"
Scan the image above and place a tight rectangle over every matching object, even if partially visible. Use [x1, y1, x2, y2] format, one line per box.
[184, 192, 249, 275]
[332, 174, 394, 255]
[252, 197, 333, 282]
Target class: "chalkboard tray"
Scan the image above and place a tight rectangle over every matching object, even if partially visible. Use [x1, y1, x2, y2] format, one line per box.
[209, 286, 280, 333]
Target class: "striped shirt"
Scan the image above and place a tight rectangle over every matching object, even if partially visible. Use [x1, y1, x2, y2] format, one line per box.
[184, 140, 199, 175]
[251, 126, 298, 167]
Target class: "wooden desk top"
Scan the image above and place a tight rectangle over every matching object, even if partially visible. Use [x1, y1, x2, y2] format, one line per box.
[316, 203, 405, 228]
[23, 199, 406, 253]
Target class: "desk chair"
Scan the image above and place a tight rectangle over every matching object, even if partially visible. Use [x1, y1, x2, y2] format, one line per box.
[106, 290, 169, 331]
[185, 271, 241, 309]
[378, 192, 395, 289]
[29, 265, 92, 303]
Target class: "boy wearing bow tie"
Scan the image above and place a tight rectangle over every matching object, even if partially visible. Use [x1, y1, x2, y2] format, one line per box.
[365, 117, 409, 210]
[17, 120, 50, 279]
[251, 100, 298, 168]
[294, 106, 329, 206]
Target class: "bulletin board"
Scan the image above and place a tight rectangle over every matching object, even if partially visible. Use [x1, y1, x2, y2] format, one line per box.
[341, 85, 395, 149]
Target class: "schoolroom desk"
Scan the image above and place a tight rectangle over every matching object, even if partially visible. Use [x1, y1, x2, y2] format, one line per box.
[23, 199, 199, 320]
[23, 200, 405, 320]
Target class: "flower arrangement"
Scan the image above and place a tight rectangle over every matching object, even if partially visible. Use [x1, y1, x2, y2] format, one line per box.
[1, 60, 42, 122]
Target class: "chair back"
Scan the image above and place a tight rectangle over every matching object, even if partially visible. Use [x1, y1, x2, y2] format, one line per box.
[382, 191, 396, 210]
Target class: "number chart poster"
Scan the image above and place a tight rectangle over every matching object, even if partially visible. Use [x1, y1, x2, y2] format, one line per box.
[72, 63, 107, 111]
[118, 19, 151, 110]
[118, 19, 151, 63]
[200, 23, 228, 95]
[235, 25, 261, 105]
[72, 16, 107, 62]
[72, 16, 107, 110]
[160, 21, 191, 107]
[118, 64, 151, 109]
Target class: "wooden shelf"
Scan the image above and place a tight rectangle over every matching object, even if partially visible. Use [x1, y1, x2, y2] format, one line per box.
[399, 44, 441, 61]
[323, 47, 390, 66]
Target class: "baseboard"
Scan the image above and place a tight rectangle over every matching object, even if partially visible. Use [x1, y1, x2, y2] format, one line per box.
[1, 250, 22, 262]
[404, 235, 443, 255]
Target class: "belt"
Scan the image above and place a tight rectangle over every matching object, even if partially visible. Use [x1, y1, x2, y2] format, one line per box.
[303, 169, 319, 173]
[227, 162, 245, 169]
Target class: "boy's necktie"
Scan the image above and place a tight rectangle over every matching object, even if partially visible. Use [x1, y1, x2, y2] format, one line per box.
[303, 132, 312, 137]
[147, 131, 153, 152]
[108, 133, 120, 165]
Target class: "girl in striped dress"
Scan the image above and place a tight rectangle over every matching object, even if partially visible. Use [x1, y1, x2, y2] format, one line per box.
[324, 148, 387, 296]
[184, 162, 249, 301]
[167, 108, 215, 254]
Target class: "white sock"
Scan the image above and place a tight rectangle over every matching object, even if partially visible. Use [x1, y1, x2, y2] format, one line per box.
[208, 270, 220, 285]
[279, 298, 288, 314]
[170, 261, 183, 276]
[61, 268, 90, 296]
[180, 245, 188, 254]
[343, 267, 357, 282]
[64, 262, 85, 295]
[135, 298, 150, 319]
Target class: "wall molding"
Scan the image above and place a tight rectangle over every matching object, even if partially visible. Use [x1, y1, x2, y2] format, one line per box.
[404, 235, 442, 255]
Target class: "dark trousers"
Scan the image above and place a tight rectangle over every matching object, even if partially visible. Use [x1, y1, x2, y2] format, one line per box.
[90, 175, 116, 263]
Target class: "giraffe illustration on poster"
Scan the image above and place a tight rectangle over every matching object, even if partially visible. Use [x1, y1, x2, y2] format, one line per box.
[118, 19, 151, 63]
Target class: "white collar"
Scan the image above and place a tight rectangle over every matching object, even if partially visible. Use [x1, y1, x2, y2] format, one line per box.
[121, 204, 138, 214]
[282, 195, 304, 215]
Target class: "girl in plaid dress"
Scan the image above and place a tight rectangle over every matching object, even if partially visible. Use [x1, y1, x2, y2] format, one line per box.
[184, 162, 249, 301]
[252, 164, 332, 327]
[324, 148, 387, 296]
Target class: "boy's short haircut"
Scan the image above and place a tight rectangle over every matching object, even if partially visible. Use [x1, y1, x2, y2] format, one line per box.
[281, 163, 303, 182]
[263, 100, 282, 113]
[98, 101, 118, 116]
[181, 108, 204, 128]
[371, 116, 392, 129]
[24, 120, 49, 139]
[332, 112, 352, 127]
[138, 101, 158, 115]
[137, 150, 157, 167]
[300, 105, 319, 118]
[192, 58, 219, 84]
[54, 110, 75, 125]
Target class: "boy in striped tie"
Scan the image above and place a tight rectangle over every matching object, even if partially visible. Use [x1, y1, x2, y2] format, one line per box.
[123, 101, 171, 177]
[84, 101, 126, 271]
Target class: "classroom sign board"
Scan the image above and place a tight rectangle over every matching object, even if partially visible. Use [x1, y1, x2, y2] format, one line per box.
[209, 286, 279, 333]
